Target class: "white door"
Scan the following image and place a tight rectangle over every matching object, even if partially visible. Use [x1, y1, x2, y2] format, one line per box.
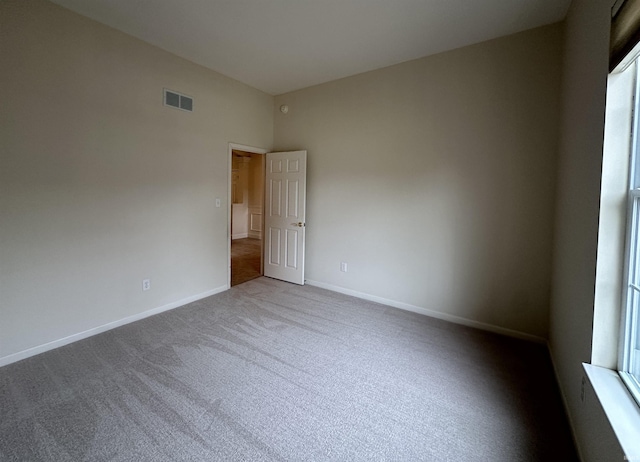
[264, 151, 307, 285]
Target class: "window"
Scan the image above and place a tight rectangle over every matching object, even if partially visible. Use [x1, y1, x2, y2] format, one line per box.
[621, 58, 640, 405]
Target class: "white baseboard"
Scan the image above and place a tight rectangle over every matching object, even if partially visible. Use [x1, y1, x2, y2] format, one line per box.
[248, 232, 261, 240]
[232, 233, 248, 240]
[305, 279, 547, 344]
[0, 285, 228, 368]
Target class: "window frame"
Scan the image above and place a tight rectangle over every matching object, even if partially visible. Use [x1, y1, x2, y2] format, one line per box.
[619, 58, 640, 407]
[621, 191, 640, 407]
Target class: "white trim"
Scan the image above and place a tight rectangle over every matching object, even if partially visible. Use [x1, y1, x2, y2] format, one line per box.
[232, 233, 249, 240]
[0, 285, 227, 368]
[584, 363, 640, 459]
[621, 371, 640, 408]
[227, 143, 268, 289]
[613, 40, 640, 74]
[305, 279, 547, 344]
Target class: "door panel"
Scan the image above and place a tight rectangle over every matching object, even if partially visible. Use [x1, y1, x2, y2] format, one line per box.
[264, 151, 307, 285]
[287, 180, 299, 218]
[268, 227, 281, 265]
[285, 229, 298, 269]
[270, 180, 282, 216]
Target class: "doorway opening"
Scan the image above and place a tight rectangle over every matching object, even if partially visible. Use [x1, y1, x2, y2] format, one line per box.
[229, 144, 266, 287]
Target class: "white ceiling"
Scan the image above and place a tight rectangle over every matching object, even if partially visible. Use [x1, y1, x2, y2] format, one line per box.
[50, 0, 571, 95]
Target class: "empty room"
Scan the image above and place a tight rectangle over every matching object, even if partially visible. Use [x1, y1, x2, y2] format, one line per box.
[1, 0, 637, 460]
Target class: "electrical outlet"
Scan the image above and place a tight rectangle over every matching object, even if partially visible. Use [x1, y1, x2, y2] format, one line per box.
[215, 198, 221, 208]
[340, 262, 348, 272]
[142, 279, 151, 291]
[581, 376, 586, 403]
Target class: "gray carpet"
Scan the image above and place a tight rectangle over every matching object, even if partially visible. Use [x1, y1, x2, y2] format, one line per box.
[0, 277, 577, 461]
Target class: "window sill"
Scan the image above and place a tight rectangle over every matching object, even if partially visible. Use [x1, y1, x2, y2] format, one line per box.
[583, 363, 640, 459]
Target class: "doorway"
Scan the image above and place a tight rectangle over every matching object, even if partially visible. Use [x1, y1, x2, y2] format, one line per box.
[229, 145, 266, 286]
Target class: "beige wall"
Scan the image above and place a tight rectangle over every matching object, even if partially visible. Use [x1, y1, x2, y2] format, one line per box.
[248, 154, 264, 209]
[550, 0, 625, 460]
[0, 0, 273, 362]
[274, 24, 563, 340]
[231, 153, 263, 239]
[247, 153, 265, 240]
[231, 154, 249, 238]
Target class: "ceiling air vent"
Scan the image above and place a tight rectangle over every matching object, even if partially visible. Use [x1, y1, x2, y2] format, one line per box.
[164, 89, 193, 112]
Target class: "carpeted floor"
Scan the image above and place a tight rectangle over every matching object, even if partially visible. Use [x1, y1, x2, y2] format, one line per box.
[0, 277, 577, 461]
[231, 238, 262, 286]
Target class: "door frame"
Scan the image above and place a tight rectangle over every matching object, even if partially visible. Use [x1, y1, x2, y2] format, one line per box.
[227, 143, 268, 289]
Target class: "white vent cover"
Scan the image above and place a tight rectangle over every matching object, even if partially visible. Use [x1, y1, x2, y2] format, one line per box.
[164, 89, 193, 112]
